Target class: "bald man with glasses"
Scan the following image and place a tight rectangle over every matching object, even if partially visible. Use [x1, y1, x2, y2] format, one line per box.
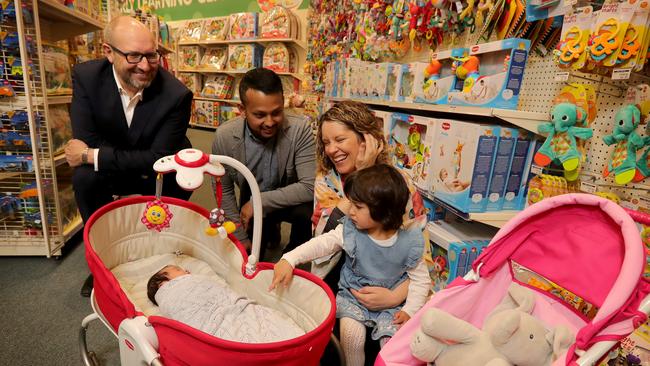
[65, 16, 193, 297]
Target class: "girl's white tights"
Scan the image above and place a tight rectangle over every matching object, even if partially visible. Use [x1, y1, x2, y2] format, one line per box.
[340, 317, 391, 366]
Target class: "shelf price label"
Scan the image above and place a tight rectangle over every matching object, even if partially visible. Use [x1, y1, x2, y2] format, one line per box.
[611, 68, 632, 80]
[531, 165, 543, 175]
[579, 181, 597, 194]
[554, 72, 570, 81]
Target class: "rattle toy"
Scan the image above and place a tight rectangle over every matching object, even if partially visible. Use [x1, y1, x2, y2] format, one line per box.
[141, 173, 174, 232]
[558, 26, 585, 66]
[534, 103, 593, 173]
[602, 105, 645, 185]
[451, 55, 480, 93]
[422, 58, 442, 99]
[589, 18, 620, 63]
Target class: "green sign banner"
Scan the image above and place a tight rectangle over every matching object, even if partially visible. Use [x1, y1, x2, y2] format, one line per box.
[119, 0, 307, 21]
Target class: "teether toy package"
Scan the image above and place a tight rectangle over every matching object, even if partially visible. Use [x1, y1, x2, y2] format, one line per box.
[397, 62, 427, 103]
[227, 44, 263, 71]
[201, 17, 230, 42]
[429, 120, 500, 213]
[263, 43, 297, 72]
[555, 6, 592, 71]
[199, 47, 228, 71]
[228, 12, 258, 40]
[447, 38, 530, 110]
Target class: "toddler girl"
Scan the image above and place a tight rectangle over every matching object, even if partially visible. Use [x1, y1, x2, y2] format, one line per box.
[270, 164, 430, 366]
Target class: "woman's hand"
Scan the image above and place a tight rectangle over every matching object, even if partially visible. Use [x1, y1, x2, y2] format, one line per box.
[336, 197, 352, 215]
[355, 134, 383, 171]
[350, 282, 408, 311]
[269, 259, 294, 291]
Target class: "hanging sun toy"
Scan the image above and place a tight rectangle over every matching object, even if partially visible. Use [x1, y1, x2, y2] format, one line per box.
[141, 199, 173, 232]
[141, 173, 173, 231]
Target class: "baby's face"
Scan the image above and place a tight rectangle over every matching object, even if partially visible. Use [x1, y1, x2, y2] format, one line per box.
[160, 265, 189, 280]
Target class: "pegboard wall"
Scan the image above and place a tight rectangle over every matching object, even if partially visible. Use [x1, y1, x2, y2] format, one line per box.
[518, 53, 650, 200]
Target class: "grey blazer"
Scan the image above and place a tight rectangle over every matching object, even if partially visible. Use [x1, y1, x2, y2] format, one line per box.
[211, 113, 316, 241]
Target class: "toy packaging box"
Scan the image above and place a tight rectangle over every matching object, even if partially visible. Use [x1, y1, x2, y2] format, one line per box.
[192, 100, 220, 127]
[371, 109, 393, 140]
[388, 113, 436, 192]
[0, 154, 33, 172]
[180, 20, 203, 43]
[415, 49, 460, 105]
[486, 127, 519, 211]
[201, 74, 235, 99]
[201, 17, 230, 42]
[179, 46, 201, 69]
[429, 120, 500, 213]
[448, 240, 490, 282]
[260, 6, 298, 39]
[48, 104, 72, 155]
[263, 43, 297, 73]
[502, 132, 537, 211]
[42, 44, 72, 95]
[228, 12, 258, 40]
[177, 72, 202, 94]
[199, 47, 228, 71]
[227, 44, 263, 71]
[447, 38, 531, 110]
[218, 105, 240, 125]
[396, 62, 427, 103]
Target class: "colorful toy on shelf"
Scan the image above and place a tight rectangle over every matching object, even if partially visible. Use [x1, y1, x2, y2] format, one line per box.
[263, 43, 296, 73]
[199, 47, 228, 71]
[180, 20, 203, 43]
[201, 17, 230, 42]
[260, 6, 296, 39]
[227, 44, 263, 71]
[534, 103, 593, 175]
[228, 12, 258, 40]
[180, 46, 200, 69]
[602, 105, 644, 185]
[452, 55, 480, 93]
[589, 18, 621, 63]
[422, 59, 442, 98]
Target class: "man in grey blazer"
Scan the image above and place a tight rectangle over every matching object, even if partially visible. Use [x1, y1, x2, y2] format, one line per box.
[212, 68, 315, 259]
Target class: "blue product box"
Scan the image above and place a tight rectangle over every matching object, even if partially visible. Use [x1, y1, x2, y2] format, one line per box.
[448, 241, 470, 282]
[0, 154, 33, 172]
[447, 38, 531, 110]
[486, 127, 518, 211]
[502, 131, 534, 210]
[430, 120, 500, 213]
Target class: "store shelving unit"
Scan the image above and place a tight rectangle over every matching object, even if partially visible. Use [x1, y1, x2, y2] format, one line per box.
[327, 97, 548, 134]
[0, 0, 104, 256]
[194, 96, 240, 104]
[180, 37, 307, 50]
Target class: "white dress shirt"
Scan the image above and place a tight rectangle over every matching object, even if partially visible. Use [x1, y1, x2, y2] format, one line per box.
[91, 66, 144, 171]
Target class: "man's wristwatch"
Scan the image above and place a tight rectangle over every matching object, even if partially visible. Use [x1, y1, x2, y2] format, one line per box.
[81, 147, 89, 164]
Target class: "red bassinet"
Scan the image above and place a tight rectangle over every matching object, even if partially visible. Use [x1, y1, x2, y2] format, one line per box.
[84, 195, 336, 366]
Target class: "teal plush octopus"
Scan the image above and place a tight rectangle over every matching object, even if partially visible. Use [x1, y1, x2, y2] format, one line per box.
[534, 103, 593, 177]
[602, 105, 645, 185]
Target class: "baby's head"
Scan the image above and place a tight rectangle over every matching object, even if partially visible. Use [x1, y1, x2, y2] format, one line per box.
[147, 265, 189, 305]
[343, 164, 409, 231]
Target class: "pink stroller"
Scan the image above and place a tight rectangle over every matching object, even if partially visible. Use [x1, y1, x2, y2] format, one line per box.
[377, 193, 650, 366]
[78, 149, 338, 366]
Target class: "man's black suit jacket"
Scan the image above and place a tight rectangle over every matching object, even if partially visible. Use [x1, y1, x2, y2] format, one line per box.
[70, 58, 193, 175]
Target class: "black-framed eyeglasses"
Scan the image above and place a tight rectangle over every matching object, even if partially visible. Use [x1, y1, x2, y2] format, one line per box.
[108, 44, 160, 64]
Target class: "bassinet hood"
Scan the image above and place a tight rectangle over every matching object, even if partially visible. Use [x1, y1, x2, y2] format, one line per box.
[474, 193, 645, 323]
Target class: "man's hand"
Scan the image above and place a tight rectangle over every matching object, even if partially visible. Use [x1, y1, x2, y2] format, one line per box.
[240, 201, 254, 232]
[355, 134, 383, 171]
[269, 259, 294, 291]
[65, 139, 89, 167]
[393, 311, 410, 328]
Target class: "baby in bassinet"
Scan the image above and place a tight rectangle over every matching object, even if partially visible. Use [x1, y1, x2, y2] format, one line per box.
[147, 265, 304, 343]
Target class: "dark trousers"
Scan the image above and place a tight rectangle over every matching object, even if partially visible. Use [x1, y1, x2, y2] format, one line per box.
[245, 201, 313, 261]
[239, 182, 313, 261]
[73, 165, 192, 223]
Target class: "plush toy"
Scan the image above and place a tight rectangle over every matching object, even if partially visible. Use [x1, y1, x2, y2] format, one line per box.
[602, 105, 645, 185]
[534, 103, 593, 173]
[410, 283, 574, 366]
